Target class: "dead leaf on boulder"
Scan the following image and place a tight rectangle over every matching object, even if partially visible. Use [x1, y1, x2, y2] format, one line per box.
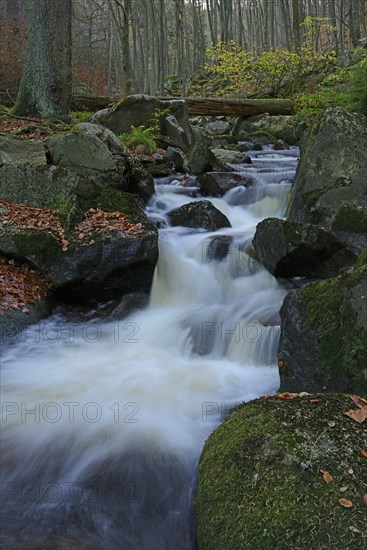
[339, 498, 353, 508]
[320, 469, 334, 483]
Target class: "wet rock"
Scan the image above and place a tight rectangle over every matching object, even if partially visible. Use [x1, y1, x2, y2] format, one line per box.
[253, 218, 357, 278]
[167, 200, 231, 231]
[210, 148, 252, 165]
[287, 109, 367, 251]
[187, 143, 219, 175]
[203, 235, 233, 262]
[197, 172, 254, 197]
[279, 264, 367, 393]
[273, 139, 290, 150]
[110, 291, 149, 320]
[126, 167, 155, 203]
[196, 394, 367, 550]
[163, 146, 186, 172]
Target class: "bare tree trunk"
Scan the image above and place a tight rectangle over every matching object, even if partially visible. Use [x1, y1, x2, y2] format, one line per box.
[14, 0, 72, 119]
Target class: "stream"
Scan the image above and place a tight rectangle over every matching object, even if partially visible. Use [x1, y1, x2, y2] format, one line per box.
[0, 146, 299, 549]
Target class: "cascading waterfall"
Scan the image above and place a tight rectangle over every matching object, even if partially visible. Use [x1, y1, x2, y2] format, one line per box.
[0, 146, 299, 549]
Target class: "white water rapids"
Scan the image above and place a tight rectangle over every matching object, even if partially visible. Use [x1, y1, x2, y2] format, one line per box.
[0, 147, 299, 549]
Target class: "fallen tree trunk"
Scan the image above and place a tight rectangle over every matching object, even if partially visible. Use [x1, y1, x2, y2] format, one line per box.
[71, 95, 294, 117]
[163, 97, 295, 117]
[71, 95, 113, 111]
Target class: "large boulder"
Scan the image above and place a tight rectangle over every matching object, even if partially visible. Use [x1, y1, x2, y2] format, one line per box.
[46, 132, 126, 190]
[233, 114, 303, 145]
[104, 94, 193, 152]
[0, 189, 158, 301]
[279, 265, 367, 394]
[253, 218, 357, 278]
[167, 200, 231, 231]
[197, 172, 255, 197]
[0, 134, 47, 167]
[196, 394, 367, 550]
[287, 109, 367, 251]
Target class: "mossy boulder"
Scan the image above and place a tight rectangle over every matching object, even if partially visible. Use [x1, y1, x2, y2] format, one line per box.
[253, 218, 357, 278]
[167, 200, 231, 231]
[279, 265, 367, 394]
[196, 394, 367, 550]
[0, 190, 158, 301]
[46, 131, 127, 190]
[287, 109, 367, 251]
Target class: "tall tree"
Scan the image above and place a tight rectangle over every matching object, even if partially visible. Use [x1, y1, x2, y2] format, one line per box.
[14, 0, 72, 118]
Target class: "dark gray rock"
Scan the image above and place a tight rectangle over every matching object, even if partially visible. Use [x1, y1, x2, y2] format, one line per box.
[167, 200, 231, 231]
[46, 132, 127, 190]
[110, 292, 149, 320]
[203, 235, 233, 262]
[163, 147, 186, 172]
[279, 265, 367, 393]
[253, 218, 357, 278]
[287, 108, 367, 252]
[126, 167, 155, 203]
[204, 120, 231, 136]
[197, 172, 255, 197]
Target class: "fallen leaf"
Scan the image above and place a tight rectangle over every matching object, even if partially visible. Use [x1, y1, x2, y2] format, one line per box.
[327, 421, 336, 428]
[344, 408, 367, 423]
[348, 468, 354, 475]
[320, 469, 334, 483]
[360, 450, 367, 459]
[363, 495, 367, 507]
[309, 399, 320, 404]
[299, 392, 311, 398]
[350, 395, 367, 408]
[339, 498, 353, 508]
[340, 487, 349, 492]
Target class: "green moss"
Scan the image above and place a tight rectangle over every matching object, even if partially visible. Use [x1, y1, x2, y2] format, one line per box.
[196, 394, 367, 550]
[332, 204, 367, 233]
[78, 189, 147, 226]
[298, 266, 367, 393]
[355, 249, 367, 269]
[282, 221, 304, 245]
[46, 195, 72, 215]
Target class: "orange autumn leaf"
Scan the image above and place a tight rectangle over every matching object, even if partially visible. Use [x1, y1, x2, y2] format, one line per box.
[339, 498, 353, 508]
[360, 450, 367, 459]
[309, 399, 320, 404]
[320, 469, 334, 483]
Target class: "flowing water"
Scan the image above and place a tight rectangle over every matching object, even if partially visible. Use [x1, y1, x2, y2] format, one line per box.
[0, 146, 299, 549]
